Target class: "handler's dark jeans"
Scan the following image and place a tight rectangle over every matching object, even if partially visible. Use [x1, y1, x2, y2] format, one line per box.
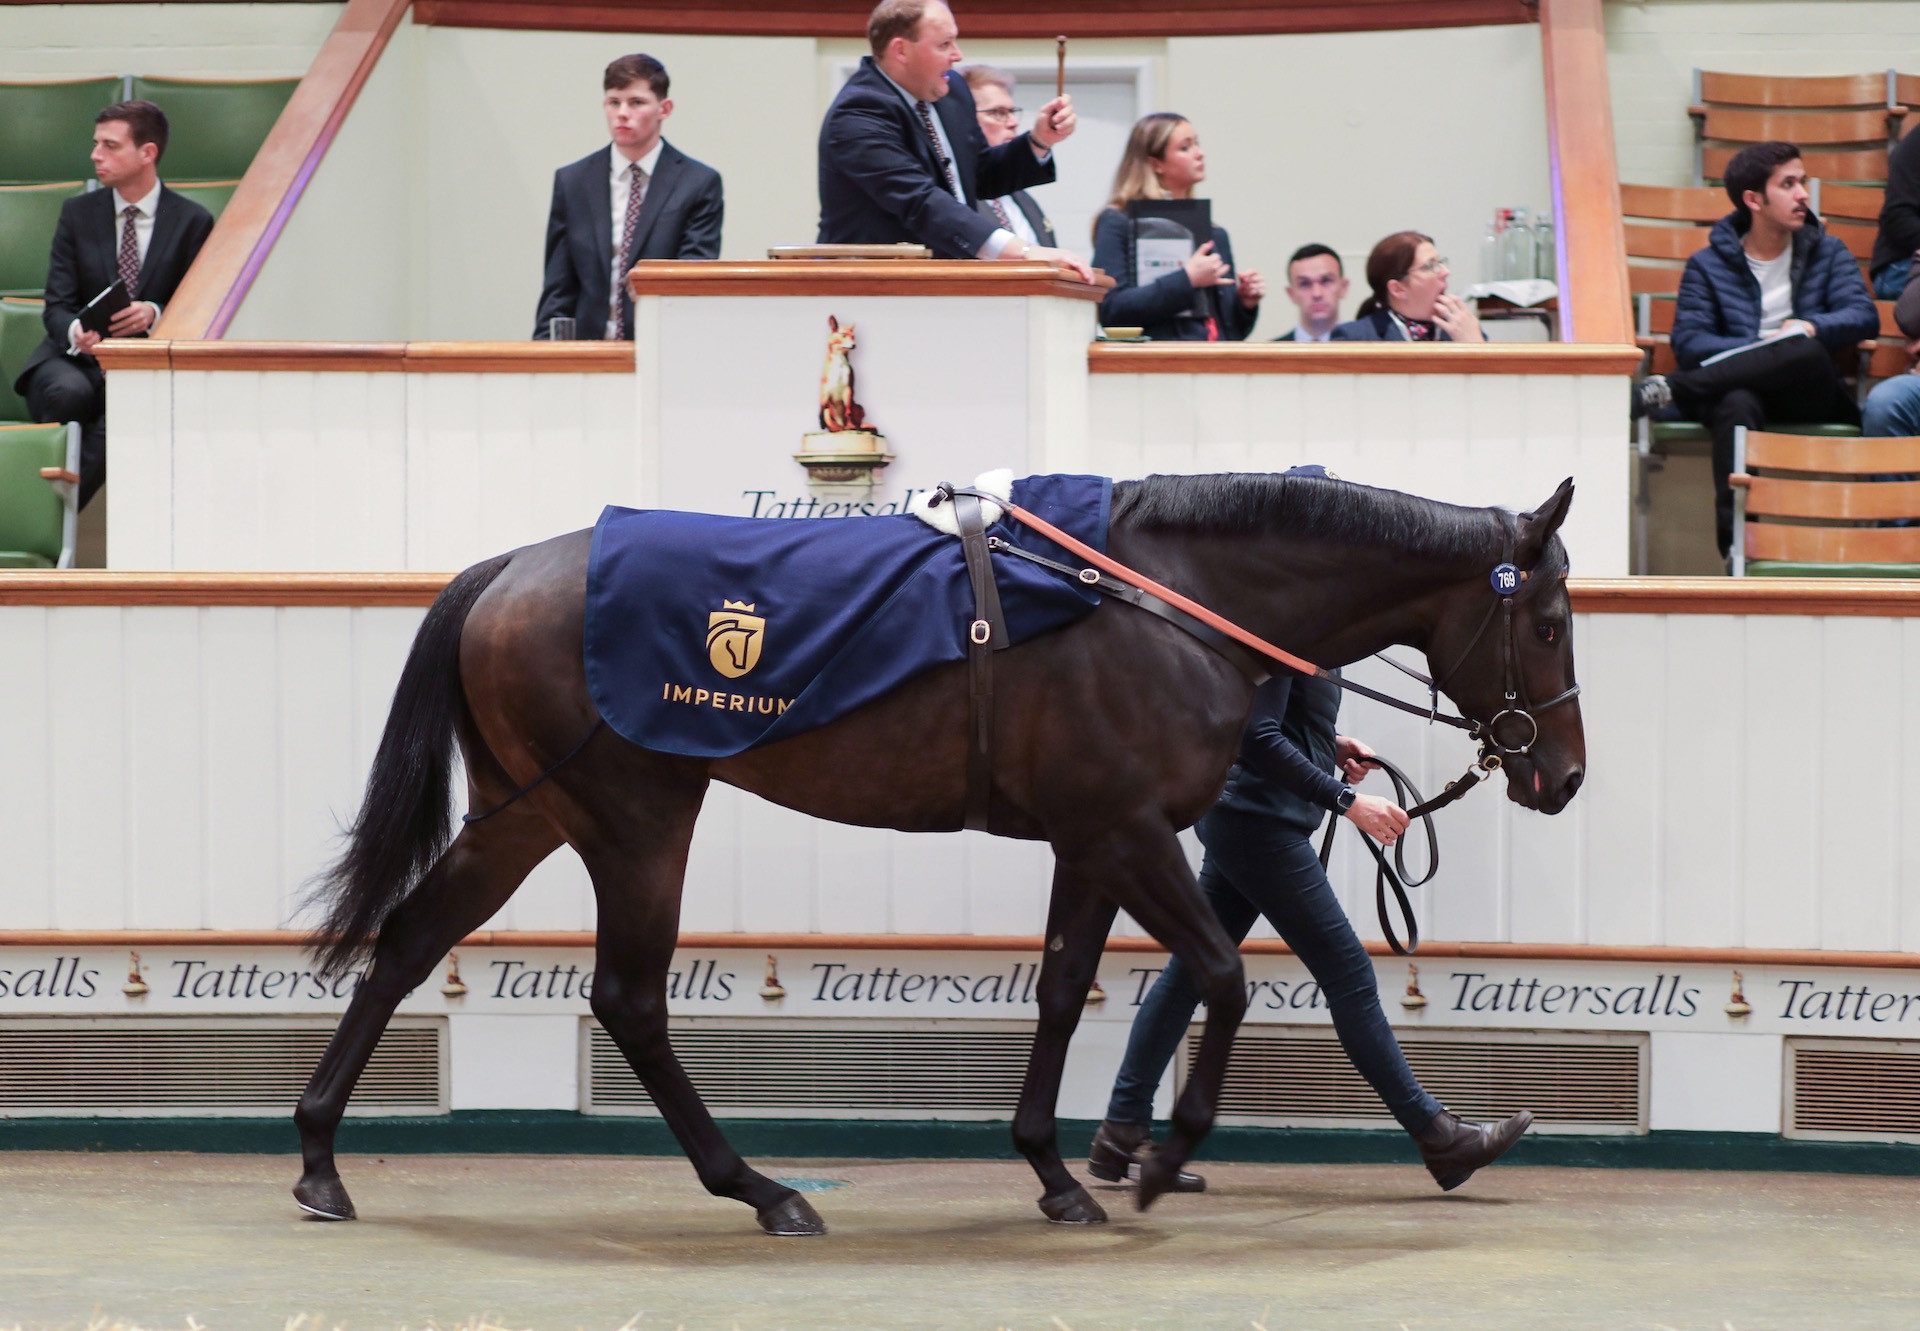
[1667, 334, 1859, 557]
[21, 352, 106, 508]
[1104, 809, 1444, 1135]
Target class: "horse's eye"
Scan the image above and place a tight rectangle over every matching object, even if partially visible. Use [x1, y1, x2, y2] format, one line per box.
[1535, 622, 1561, 644]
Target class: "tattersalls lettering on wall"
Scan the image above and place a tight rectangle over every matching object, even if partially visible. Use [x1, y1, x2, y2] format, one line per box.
[3, 949, 1920, 1039]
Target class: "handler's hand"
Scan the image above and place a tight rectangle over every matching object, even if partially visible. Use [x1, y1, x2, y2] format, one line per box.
[1333, 735, 1376, 783]
[1345, 792, 1410, 846]
[107, 301, 157, 337]
[73, 329, 103, 354]
[1030, 95, 1076, 149]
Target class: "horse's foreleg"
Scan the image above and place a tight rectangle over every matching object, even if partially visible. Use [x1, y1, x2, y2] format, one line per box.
[581, 816, 824, 1237]
[1069, 827, 1248, 1214]
[1011, 865, 1117, 1225]
[293, 812, 559, 1220]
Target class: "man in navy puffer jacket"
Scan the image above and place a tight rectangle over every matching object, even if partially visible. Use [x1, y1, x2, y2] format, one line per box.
[1634, 141, 1878, 557]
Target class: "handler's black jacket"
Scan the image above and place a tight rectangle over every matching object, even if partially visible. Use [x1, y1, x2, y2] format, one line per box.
[1208, 671, 1346, 841]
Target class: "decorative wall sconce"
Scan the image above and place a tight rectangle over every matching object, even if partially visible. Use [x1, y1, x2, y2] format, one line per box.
[441, 952, 468, 999]
[1725, 970, 1752, 1019]
[1400, 964, 1428, 1011]
[122, 951, 148, 998]
[760, 955, 787, 1001]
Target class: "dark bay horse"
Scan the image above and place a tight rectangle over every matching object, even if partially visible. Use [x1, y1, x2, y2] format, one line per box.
[294, 471, 1586, 1235]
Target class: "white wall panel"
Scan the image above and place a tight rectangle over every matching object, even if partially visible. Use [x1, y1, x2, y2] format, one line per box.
[3, 603, 1915, 959]
[1086, 371, 1629, 576]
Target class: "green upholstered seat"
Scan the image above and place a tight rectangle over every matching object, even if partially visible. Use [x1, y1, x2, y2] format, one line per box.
[0, 182, 85, 297]
[1744, 560, 1920, 578]
[168, 178, 239, 218]
[129, 76, 297, 181]
[0, 298, 50, 422]
[0, 78, 124, 183]
[0, 422, 78, 568]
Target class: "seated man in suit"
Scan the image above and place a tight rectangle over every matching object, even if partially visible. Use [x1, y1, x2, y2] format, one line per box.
[13, 99, 214, 508]
[818, 0, 1091, 279]
[533, 53, 724, 341]
[1274, 243, 1347, 343]
[961, 65, 1056, 251]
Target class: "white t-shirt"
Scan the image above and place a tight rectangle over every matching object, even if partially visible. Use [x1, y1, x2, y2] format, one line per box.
[1747, 248, 1793, 335]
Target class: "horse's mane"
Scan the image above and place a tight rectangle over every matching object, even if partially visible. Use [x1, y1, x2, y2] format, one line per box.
[1110, 473, 1560, 573]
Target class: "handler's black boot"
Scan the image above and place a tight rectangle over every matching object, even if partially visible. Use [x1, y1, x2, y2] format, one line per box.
[1087, 1119, 1205, 1192]
[1414, 1108, 1534, 1191]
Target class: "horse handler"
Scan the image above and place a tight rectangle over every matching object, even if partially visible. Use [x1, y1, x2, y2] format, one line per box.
[1089, 669, 1534, 1194]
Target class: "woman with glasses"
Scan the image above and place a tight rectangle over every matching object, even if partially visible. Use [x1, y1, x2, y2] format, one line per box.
[1090, 112, 1264, 341]
[1333, 230, 1485, 342]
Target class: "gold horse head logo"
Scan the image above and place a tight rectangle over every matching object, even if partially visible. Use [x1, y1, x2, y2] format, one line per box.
[707, 600, 765, 679]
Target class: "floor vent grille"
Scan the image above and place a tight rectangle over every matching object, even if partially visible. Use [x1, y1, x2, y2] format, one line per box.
[1789, 1039, 1920, 1142]
[0, 1018, 445, 1116]
[1185, 1026, 1645, 1132]
[586, 1019, 1035, 1118]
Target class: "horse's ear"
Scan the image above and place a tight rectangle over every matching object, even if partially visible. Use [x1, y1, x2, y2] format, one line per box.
[1514, 477, 1575, 567]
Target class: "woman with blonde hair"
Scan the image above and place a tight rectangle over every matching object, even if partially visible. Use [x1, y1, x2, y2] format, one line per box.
[1333, 230, 1485, 342]
[1090, 112, 1263, 341]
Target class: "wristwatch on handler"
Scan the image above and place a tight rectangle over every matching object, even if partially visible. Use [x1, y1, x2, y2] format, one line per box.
[1334, 784, 1358, 814]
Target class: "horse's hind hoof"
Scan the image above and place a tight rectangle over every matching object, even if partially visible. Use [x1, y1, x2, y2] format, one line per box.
[1135, 1156, 1181, 1212]
[293, 1173, 357, 1221]
[757, 1193, 827, 1236]
[1038, 1186, 1108, 1225]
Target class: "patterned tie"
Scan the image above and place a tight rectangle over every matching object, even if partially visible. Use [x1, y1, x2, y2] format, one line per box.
[118, 205, 141, 296]
[1403, 317, 1436, 341]
[913, 100, 965, 203]
[988, 197, 1014, 230]
[608, 162, 648, 340]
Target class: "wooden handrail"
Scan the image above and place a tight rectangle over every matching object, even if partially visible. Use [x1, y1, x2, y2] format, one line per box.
[1, 574, 1916, 615]
[628, 260, 1109, 301]
[95, 340, 634, 374]
[1087, 342, 1644, 375]
[411, 1, 1533, 38]
[1539, 0, 1631, 344]
[153, 0, 413, 340]
[1, 929, 1915, 971]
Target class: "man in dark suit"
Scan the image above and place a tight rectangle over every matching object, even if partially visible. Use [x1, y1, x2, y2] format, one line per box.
[533, 53, 724, 341]
[14, 100, 213, 508]
[961, 65, 1057, 251]
[1272, 243, 1347, 343]
[818, 1, 1091, 278]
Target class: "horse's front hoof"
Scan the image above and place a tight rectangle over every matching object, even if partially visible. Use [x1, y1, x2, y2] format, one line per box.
[1038, 1186, 1108, 1225]
[293, 1172, 356, 1221]
[757, 1193, 827, 1236]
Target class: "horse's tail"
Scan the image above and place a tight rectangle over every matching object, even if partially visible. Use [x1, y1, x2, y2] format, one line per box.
[307, 553, 512, 978]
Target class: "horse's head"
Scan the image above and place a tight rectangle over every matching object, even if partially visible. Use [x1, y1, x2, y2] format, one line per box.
[1422, 478, 1585, 815]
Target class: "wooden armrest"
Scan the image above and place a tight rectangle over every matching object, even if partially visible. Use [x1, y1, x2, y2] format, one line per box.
[1688, 103, 1707, 120]
[39, 467, 79, 484]
[1729, 473, 1753, 488]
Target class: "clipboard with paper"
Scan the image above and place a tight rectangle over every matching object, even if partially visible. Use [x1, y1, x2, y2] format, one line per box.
[1126, 199, 1214, 325]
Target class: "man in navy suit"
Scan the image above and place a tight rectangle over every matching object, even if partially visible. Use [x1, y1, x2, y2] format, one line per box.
[13, 100, 214, 508]
[818, 1, 1091, 278]
[533, 53, 724, 341]
[962, 66, 1057, 251]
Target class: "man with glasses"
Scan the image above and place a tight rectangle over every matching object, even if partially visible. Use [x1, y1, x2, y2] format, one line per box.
[961, 66, 1057, 251]
[1273, 243, 1348, 342]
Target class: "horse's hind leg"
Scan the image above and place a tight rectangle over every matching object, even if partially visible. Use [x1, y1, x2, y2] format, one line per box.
[292, 810, 559, 1219]
[1011, 864, 1117, 1225]
[579, 783, 824, 1237]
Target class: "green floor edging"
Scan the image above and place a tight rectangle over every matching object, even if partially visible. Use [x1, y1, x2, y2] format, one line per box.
[3, 1112, 1918, 1176]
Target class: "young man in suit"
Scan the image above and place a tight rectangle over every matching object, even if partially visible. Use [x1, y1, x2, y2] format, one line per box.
[13, 100, 214, 508]
[961, 65, 1056, 251]
[1273, 243, 1347, 343]
[532, 53, 724, 341]
[817, 0, 1091, 278]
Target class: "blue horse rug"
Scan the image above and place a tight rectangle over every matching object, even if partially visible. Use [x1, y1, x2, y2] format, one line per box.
[584, 473, 1112, 757]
